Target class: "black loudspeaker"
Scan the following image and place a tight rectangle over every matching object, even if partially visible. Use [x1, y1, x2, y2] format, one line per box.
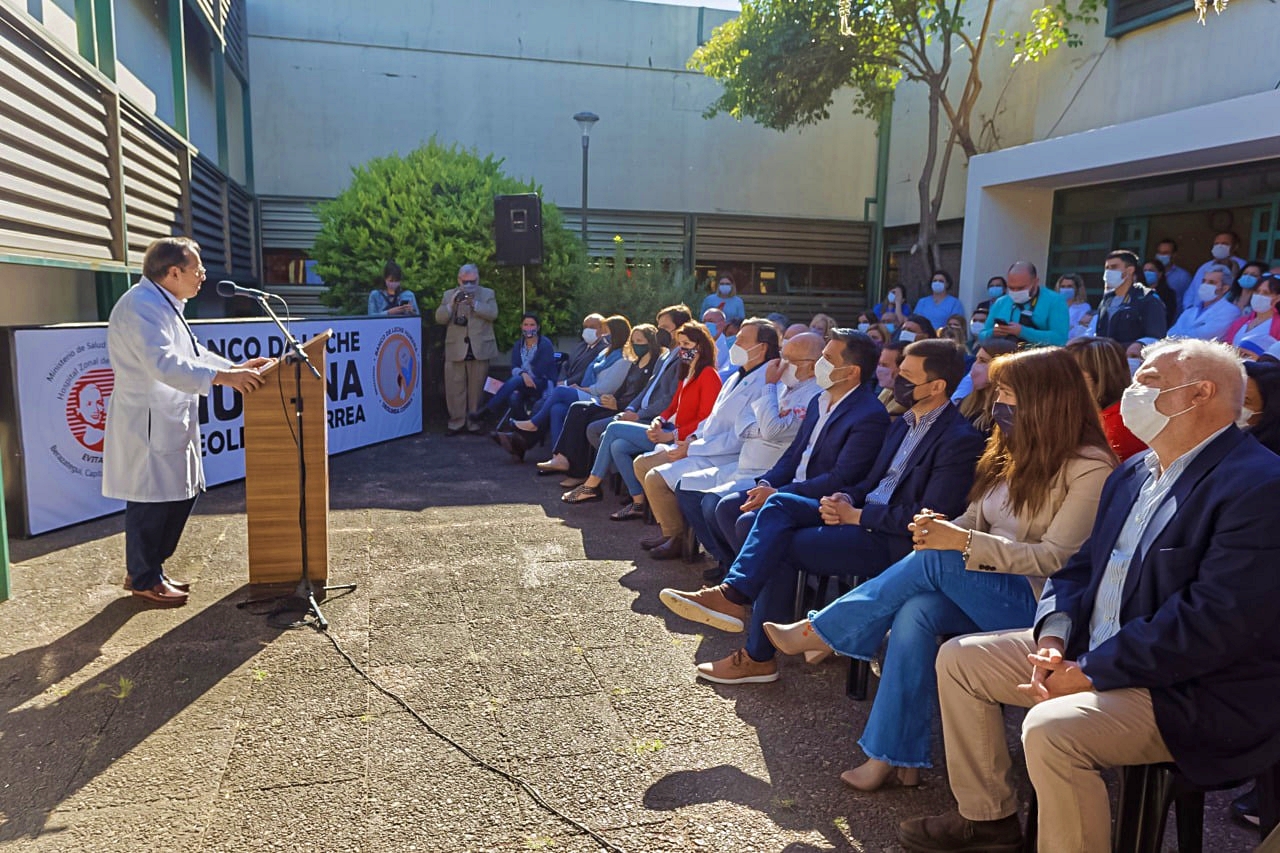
[493, 193, 543, 266]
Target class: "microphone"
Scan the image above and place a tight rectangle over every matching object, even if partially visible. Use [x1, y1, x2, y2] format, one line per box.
[216, 280, 273, 300]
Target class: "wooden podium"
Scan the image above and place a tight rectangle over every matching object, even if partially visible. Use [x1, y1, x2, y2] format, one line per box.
[242, 331, 330, 586]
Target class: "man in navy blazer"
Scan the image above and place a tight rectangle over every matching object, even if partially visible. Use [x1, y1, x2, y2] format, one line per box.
[900, 338, 1280, 853]
[688, 330, 890, 575]
[661, 339, 984, 685]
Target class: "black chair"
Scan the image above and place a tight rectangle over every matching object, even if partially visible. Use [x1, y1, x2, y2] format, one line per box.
[493, 352, 568, 431]
[1021, 761, 1280, 852]
[792, 570, 871, 700]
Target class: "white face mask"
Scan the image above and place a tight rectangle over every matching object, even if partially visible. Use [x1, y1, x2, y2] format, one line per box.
[1119, 380, 1200, 444]
[970, 320, 985, 338]
[898, 329, 917, 343]
[814, 356, 842, 390]
[1198, 283, 1220, 304]
[887, 292, 897, 304]
[1236, 406, 1258, 430]
[582, 327, 599, 344]
[780, 362, 800, 388]
[875, 365, 893, 388]
[1009, 288, 1032, 305]
[728, 342, 754, 367]
[931, 281, 947, 295]
[1211, 244, 1232, 260]
[1251, 293, 1274, 315]
[1102, 268, 1125, 291]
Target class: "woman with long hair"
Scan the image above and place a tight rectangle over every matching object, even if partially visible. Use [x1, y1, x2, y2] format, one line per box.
[1141, 258, 1179, 328]
[957, 338, 1017, 433]
[562, 322, 721, 507]
[763, 347, 1116, 792]
[503, 315, 632, 457]
[1242, 359, 1280, 455]
[1055, 273, 1091, 340]
[1065, 336, 1146, 461]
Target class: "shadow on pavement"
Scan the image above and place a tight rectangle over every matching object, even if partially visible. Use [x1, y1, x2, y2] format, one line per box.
[0, 588, 280, 841]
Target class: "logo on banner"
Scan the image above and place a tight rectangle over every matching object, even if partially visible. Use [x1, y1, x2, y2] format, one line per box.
[66, 369, 114, 451]
[372, 329, 418, 414]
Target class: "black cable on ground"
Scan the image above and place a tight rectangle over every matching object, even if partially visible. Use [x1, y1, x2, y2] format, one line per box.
[315, 623, 627, 853]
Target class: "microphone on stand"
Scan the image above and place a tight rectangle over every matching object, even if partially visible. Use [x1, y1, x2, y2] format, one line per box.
[217, 280, 274, 300]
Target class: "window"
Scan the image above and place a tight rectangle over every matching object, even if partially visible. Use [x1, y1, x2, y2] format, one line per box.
[1106, 0, 1194, 37]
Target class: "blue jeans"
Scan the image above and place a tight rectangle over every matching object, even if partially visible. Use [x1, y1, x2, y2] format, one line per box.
[723, 492, 899, 661]
[715, 492, 757, 556]
[808, 549, 1037, 767]
[592, 420, 657, 495]
[677, 488, 740, 567]
[529, 385, 586, 447]
[483, 373, 546, 416]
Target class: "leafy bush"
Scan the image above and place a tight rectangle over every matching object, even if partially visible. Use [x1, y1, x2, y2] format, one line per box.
[571, 236, 700, 328]
[311, 138, 584, 345]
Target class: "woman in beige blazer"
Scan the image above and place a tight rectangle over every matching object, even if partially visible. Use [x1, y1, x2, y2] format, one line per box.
[764, 347, 1116, 792]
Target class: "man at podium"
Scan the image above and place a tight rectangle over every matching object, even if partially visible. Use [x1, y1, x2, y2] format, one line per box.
[103, 237, 272, 606]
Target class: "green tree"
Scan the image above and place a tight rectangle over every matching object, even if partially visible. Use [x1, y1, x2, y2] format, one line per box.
[690, 0, 1223, 290]
[571, 236, 701, 327]
[311, 139, 584, 346]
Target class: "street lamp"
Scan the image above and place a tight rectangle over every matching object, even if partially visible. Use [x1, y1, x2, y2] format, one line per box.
[573, 111, 599, 246]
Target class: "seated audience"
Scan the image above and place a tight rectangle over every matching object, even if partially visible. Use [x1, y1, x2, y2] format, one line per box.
[676, 334, 824, 577]
[912, 271, 966, 330]
[955, 338, 1018, 432]
[536, 323, 664, 480]
[983, 261, 1069, 346]
[875, 341, 909, 417]
[976, 275, 1006, 312]
[766, 313, 790, 339]
[1091, 250, 1167, 346]
[782, 323, 809, 341]
[938, 314, 968, 349]
[1230, 260, 1266, 313]
[634, 319, 781, 560]
[810, 313, 838, 339]
[700, 273, 745, 326]
[1167, 264, 1240, 341]
[1054, 273, 1091, 340]
[874, 286, 908, 325]
[702, 307, 732, 369]
[502, 315, 631, 456]
[865, 323, 891, 347]
[562, 313, 608, 385]
[561, 323, 720, 507]
[1065, 336, 1147, 461]
[471, 313, 556, 423]
[895, 338, 1280, 853]
[657, 339, 980, 685]
[763, 346, 1115, 791]
[1242, 358, 1280, 454]
[897, 313, 936, 344]
[1141, 257, 1180, 328]
[967, 307, 989, 343]
[1221, 272, 1280, 354]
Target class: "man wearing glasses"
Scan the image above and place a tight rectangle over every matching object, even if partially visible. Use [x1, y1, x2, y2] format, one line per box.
[435, 263, 499, 435]
[103, 237, 272, 606]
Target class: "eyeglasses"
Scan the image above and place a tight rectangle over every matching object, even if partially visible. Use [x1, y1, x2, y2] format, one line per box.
[459, 278, 479, 284]
[183, 265, 206, 276]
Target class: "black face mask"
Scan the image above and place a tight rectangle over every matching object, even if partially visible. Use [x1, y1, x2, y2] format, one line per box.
[991, 402, 1016, 436]
[632, 344, 650, 358]
[679, 347, 696, 362]
[892, 375, 921, 409]
[656, 328, 673, 349]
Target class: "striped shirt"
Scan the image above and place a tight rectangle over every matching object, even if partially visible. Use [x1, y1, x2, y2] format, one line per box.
[1084, 425, 1228, 649]
[863, 402, 951, 506]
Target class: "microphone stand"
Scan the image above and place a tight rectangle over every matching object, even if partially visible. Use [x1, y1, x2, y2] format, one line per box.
[254, 293, 356, 630]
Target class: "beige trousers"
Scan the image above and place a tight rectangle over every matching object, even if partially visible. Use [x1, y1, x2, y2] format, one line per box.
[443, 359, 489, 429]
[634, 449, 683, 536]
[936, 628, 1173, 853]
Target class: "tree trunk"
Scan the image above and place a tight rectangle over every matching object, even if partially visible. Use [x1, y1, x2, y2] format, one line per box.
[912, 81, 943, 297]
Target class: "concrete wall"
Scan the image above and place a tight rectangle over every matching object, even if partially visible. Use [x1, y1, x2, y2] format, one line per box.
[883, 0, 1280, 230]
[245, 0, 880, 219]
[0, 265, 99, 325]
[114, 0, 174, 124]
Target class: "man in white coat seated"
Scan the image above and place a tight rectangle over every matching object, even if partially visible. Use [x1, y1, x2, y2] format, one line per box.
[675, 332, 824, 581]
[635, 318, 780, 561]
[103, 237, 271, 606]
[1167, 265, 1241, 342]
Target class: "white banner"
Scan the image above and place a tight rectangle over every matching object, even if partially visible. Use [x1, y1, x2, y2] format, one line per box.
[12, 317, 422, 535]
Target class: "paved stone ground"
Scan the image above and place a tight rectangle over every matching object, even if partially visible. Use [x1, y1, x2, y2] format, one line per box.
[0, 430, 1262, 852]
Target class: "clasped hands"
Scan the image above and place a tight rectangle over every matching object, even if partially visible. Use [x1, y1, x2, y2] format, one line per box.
[907, 509, 969, 552]
[1017, 637, 1094, 703]
[645, 418, 674, 443]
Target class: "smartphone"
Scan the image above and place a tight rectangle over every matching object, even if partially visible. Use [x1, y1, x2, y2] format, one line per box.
[993, 319, 1009, 327]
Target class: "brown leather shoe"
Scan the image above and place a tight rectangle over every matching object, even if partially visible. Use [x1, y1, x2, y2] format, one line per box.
[648, 537, 684, 561]
[696, 649, 778, 685]
[123, 575, 190, 592]
[658, 584, 749, 632]
[897, 810, 1022, 853]
[639, 532, 666, 550]
[131, 582, 189, 607]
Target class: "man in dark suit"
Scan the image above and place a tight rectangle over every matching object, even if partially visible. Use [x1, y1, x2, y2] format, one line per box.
[899, 338, 1280, 853]
[561, 313, 608, 386]
[661, 339, 984, 685]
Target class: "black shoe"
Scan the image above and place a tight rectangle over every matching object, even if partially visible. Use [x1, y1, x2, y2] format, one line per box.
[702, 562, 728, 585]
[1232, 785, 1259, 827]
[496, 430, 529, 462]
[898, 811, 1022, 853]
[445, 427, 464, 437]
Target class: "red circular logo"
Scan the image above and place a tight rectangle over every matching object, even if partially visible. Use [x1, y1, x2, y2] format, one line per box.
[65, 368, 114, 451]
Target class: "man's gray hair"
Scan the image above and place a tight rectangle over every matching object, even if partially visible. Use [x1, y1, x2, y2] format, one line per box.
[459, 263, 480, 278]
[1203, 263, 1235, 289]
[1141, 337, 1245, 412]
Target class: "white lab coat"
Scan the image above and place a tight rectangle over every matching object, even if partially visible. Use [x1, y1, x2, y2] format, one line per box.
[102, 279, 233, 502]
[654, 364, 771, 490]
[678, 377, 819, 494]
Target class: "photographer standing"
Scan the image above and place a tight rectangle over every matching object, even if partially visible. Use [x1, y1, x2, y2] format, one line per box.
[435, 263, 498, 435]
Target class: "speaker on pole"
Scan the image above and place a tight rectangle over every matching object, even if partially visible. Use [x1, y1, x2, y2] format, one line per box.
[494, 194, 543, 267]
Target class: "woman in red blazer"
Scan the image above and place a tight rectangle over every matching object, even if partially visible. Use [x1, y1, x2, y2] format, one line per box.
[564, 323, 722, 510]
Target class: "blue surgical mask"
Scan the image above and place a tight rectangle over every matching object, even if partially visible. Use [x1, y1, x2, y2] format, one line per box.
[884, 323, 896, 333]
[987, 285, 1004, 300]
[1240, 274, 1259, 290]
[1059, 287, 1075, 302]
[1155, 253, 1172, 266]
[1143, 270, 1159, 286]
[705, 321, 719, 337]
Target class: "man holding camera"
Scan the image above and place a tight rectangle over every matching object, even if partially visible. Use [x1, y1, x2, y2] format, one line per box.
[435, 263, 499, 435]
